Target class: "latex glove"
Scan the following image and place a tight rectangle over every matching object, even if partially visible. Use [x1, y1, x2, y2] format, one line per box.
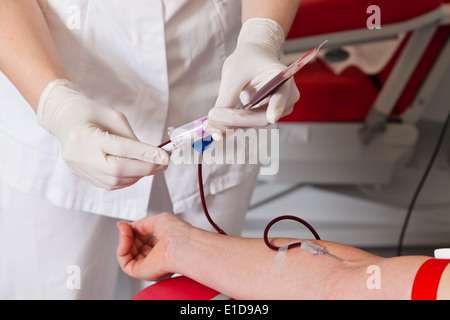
[37, 79, 169, 190]
[206, 18, 300, 140]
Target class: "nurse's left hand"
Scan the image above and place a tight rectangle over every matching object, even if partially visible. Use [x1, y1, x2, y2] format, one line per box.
[116, 212, 192, 282]
[205, 18, 300, 140]
[37, 79, 169, 191]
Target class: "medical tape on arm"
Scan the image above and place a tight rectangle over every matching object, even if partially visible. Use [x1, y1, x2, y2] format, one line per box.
[270, 243, 299, 274]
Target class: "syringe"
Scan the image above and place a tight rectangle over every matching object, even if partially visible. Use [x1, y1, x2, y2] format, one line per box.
[300, 241, 344, 262]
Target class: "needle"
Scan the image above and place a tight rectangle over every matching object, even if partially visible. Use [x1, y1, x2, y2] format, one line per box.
[300, 240, 344, 262]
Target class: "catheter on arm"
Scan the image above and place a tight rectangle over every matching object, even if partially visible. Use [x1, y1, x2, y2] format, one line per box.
[263, 215, 345, 262]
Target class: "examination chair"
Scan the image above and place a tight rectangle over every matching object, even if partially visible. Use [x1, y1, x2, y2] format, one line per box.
[269, 0, 450, 185]
[131, 0, 450, 300]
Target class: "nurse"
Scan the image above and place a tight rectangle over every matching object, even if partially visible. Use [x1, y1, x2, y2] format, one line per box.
[0, 0, 300, 299]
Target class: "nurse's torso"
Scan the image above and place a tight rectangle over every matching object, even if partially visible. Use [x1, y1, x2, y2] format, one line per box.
[0, 0, 255, 221]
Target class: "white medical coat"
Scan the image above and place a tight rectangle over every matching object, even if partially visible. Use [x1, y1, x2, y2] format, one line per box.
[0, 0, 258, 221]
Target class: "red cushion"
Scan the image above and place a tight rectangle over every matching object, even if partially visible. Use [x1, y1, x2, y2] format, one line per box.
[133, 276, 224, 300]
[288, 0, 443, 39]
[377, 26, 450, 115]
[280, 58, 380, 122]
[283, 0, 447, 122]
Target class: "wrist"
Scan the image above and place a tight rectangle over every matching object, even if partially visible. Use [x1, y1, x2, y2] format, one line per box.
[164, 222, 199, 273]
[36, 79, 79, 136]
[166, 226, 211, 277]
[238, 18, 285, 59]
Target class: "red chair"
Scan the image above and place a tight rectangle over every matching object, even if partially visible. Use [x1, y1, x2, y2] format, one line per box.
[265, 0, 450, 185]
[133, 276, 231, 300]
[285, 0, 447, 123]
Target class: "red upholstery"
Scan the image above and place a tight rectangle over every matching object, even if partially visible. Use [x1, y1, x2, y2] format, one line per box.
[133, 276, 224, 300]
[282, 59, 379, 122]
[288, 0, 443, 39]
[281, 0, 448, 123]
[378, 26, 450, 116]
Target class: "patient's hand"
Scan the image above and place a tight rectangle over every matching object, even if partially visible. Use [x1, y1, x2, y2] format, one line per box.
[116, 212, 193, 281]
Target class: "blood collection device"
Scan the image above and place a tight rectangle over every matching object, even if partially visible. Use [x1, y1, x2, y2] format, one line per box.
[159, 41, 327, 153]
[160, 117, 211, 153]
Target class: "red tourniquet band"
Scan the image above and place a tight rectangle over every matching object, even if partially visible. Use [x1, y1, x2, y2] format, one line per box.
[411, 259, 450, 300]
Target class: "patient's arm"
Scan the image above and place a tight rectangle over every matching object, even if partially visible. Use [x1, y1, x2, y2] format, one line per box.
[116, 212, 445, 300]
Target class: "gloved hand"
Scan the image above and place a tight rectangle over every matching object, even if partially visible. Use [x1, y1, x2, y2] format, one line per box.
[206, 18, 300, 140]
[37, 79, 169, 190]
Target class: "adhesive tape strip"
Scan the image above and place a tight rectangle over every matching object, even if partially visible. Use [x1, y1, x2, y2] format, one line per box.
[270, 245, 289, 274]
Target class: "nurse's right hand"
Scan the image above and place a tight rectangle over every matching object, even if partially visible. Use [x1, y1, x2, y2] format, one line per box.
[37, 79, 169, 191]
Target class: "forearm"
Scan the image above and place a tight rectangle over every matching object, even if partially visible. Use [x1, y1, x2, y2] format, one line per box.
[242, 0, 301, 36]
[171, 229, 352, 300]
[0, 0, 68, 111]
[118, 213, 448, 300]
[171, 229, 432, 300]
[172, 229, 280, 300]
